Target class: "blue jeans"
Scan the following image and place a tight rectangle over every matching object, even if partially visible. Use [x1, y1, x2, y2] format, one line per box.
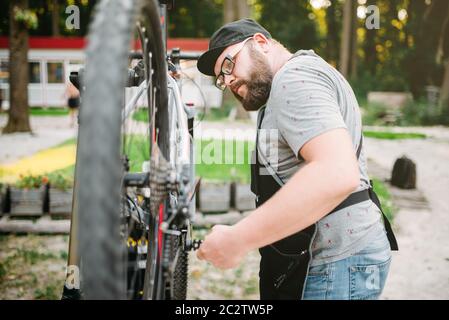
[302, 229, 392, 300]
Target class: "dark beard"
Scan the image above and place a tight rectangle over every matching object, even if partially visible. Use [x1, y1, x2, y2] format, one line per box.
[231, 48, 274, 112]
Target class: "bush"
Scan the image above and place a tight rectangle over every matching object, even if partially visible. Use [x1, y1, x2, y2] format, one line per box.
[361, 102, 394, 126]
[47, 173, 73, 191]
[399, 100, 449, 126]
[361, 98, 449, 127]
[15, 174, 48, 189]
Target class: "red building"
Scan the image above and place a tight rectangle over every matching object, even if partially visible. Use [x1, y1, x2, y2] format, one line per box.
[0, 36, 220, 108]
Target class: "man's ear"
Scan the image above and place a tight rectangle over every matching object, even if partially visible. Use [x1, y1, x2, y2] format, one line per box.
[252, 33, 270, 53]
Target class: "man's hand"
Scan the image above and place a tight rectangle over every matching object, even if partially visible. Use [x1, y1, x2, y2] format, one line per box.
[196, 225, 250, 269]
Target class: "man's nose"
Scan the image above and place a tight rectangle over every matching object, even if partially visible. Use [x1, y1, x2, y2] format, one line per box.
[223, 73, 236, 87]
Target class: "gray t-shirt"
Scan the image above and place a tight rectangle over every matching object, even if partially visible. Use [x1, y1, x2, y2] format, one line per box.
[258, 50, 385, 267]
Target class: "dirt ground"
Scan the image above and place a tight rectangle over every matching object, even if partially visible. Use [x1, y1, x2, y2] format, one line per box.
[364, 128, 449, 300]
[0, 234, 68, 299]
[0, 231, 259, 300]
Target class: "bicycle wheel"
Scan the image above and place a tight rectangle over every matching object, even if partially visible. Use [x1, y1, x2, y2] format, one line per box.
[77, 0, 169, 299]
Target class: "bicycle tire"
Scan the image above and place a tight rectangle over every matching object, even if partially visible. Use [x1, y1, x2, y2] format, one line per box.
[77, 0, 169, 299]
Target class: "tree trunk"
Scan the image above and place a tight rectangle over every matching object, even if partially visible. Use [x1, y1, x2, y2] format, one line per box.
[223, 0, 251, 120]
[339, 0, 353, 78]
[349, 0, 358, 79]
[439, 10, 449, 110]
[223, 0, 235, 24]
[51, 0, 60, 37]
[364, 0, 377, 75]
[3, 0, 31, 134]
[441, 62, 449, 110]
[325, 2, 339, 66]
[410, 0, 449, 99]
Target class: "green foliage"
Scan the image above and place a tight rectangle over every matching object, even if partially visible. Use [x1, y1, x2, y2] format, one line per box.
[47, 173, 73, 191]
[0, 1, 98, 36]
[197, 100, 234, 122]
[195, 139, 254, 183]
[17, 248, 56, 265]
[29, 107, 69, 117]
[361, 99, 449, 127]
[15, 174, 48, 189]
[15, 170, 73, 191]
[399, 100, 449, 126]
[352, 70, 409, 101]
[255, 0, 320, 52]
[361, 102, 395, 126]
[132, 108, 149, 123]
[34, 284, 60, 300]
[13, 7, 39, 30]
[168, 0, 223, 38]
[364, 131, 427, 140]
[372, 179, 395, 222]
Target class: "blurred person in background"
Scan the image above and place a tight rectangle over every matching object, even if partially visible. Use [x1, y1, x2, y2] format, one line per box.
[64, 82, 80, 128]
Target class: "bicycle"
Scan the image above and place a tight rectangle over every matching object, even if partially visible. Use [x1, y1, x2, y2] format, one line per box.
[62, 0, 204, 300]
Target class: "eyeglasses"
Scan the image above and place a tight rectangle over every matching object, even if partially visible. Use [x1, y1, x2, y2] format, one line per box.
[215, 37, 252, 91]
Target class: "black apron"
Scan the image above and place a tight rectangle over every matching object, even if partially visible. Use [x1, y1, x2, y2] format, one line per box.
[251, 107, 398, 300]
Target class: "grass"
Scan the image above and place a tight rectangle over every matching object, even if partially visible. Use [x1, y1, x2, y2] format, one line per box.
[55, 138, 77, 148]
[0, 235, 68, 300]
[47, 136, 254, 183]
[195, 139, 253, 183]
[29, 107, 69, 117]
[196, 104, 233, 122]
[132, 108, 149, 123]
[363, 131, 427, 140]
[371, 178, 396, 222]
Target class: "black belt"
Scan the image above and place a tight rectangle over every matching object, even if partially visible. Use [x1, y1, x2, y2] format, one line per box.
[328, 189, 370, 215]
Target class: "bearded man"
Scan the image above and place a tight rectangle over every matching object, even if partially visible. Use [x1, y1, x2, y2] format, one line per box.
[196, 19, 398, 300]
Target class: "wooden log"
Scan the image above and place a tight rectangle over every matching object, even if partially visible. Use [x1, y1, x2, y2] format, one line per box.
[0, 215, 70, 234]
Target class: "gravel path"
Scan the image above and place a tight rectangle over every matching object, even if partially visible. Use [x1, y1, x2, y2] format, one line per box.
[0, 115, 77, 164]
[364, 130, 449, 300]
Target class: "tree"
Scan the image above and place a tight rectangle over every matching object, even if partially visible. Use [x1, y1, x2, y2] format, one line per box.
[324, 0, 342, 67]
[224, 0, 250, 23]
[339, 0, 357, 79]
[51, 0, 59, 36]
[3, 0, 35, 134]
[439, 7, 449, 111]
[257, 0, 319, 52]
[223, 0, 251, 120]
[168, 0, 223, 38]
[408, 0, 449, 99]
[363, 0, 377, 76]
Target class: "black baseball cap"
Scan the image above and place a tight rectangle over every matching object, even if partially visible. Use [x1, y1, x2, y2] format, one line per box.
[197, 18, 272, 77]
